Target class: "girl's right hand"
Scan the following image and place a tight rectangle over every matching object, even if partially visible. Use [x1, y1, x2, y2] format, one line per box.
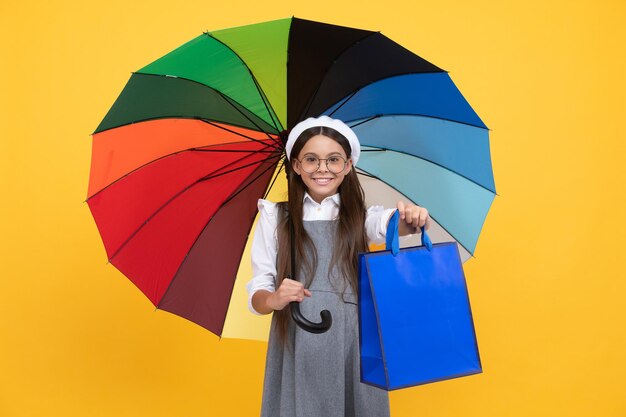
[268, 278, 312, 311]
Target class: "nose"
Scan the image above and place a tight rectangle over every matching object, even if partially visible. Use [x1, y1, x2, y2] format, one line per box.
[317, 159, 330, 172]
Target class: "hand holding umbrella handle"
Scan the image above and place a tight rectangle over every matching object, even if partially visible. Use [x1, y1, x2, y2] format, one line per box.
[289, 301, 332, 334]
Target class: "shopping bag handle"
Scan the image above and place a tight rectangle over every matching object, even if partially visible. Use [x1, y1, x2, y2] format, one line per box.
[386, 209, 433, 256]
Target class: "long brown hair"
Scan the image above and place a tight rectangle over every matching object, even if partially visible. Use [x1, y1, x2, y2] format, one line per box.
[273, 126, 368, 342]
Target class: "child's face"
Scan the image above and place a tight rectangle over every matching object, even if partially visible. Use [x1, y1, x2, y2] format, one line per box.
[292, 134, 352, 204]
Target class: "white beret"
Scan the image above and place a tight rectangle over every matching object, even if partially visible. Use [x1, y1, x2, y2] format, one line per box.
[285, 116, 361, 165]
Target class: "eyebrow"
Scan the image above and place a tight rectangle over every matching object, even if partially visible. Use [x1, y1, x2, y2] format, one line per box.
[302, 151, 345, 157]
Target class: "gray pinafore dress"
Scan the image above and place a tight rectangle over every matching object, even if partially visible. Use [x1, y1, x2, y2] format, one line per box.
[260, 220, 390, 417]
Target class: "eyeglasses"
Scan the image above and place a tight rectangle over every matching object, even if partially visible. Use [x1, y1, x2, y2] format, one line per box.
[296, 155, 348, 174]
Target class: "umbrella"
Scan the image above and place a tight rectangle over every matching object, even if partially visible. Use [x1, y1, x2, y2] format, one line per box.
[88, 17, 495, 339]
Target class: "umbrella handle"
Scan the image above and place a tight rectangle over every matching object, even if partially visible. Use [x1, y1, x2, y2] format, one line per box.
[289, 302, 332, 334]
[286, 211, 332, 334]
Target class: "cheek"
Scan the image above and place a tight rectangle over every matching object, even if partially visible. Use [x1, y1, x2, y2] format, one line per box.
[335, 173, 348, 187]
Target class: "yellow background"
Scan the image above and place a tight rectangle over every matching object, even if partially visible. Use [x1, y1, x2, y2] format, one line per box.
[1, 0, 625, 415]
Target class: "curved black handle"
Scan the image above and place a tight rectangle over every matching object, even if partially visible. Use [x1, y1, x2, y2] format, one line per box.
[290, 301, 332, 334]
[286, 211, 332, 334]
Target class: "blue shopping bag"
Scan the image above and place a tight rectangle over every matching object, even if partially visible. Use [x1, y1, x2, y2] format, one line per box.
[358, 210, 482, 390]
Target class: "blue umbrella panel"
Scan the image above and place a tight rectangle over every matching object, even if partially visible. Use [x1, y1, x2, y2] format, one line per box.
[324, 72, 495, 260]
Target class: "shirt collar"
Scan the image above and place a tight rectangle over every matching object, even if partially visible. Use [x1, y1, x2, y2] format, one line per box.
[303, 192, 340, 207]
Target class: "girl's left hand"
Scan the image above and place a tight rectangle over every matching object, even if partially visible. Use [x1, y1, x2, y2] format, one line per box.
[396, 201, 431, 234]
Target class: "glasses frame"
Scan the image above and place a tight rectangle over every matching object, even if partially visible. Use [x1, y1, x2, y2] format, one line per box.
[295, 155, 349, 174]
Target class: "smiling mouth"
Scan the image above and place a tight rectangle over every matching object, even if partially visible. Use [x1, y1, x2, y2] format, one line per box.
[313, 178, 333, 185]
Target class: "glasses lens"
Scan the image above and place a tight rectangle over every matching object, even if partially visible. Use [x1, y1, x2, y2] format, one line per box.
[301, 157, 320, 173]
[300, 156, 346, 173]
[326, 156, 346, 173]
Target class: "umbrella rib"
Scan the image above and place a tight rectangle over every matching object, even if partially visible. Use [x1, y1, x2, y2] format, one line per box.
[324, 90, 358, 118]
[93, 114, 280, 141]
[262, 157, 287, 200]
[298, 32, 379, 120]
[219, 155, 284, 209]
[345, 115, 378, 129]
[343, 111, 490, 131]
[355, 167, 476, 258]
[156, 155, 284, 320]
[204, 32, 284, 136]
[86, 138, 278, 201]
[125, 72, 280, 141]
[206, 84, 279, 142]
[318, 71, 491, 131]
[190, 158, 287, 335]
[197, 153, 281, 182]
[106, 149, 281, 263]
[298, 31, 378, 122]
[323, 71, 469, 124]
[249, 70, 284, 134]
[202, 120, 282, 150]
[358, 145, 496, 195]
[191, 148, 277, 153]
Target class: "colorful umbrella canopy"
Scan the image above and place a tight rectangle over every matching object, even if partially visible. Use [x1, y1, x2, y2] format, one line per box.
[88, 17, 495, 339]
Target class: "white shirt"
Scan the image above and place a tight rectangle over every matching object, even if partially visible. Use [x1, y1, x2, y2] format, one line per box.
[245, 192, 396, 315]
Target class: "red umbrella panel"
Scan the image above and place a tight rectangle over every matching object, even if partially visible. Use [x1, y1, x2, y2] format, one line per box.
[88, 119, 281, 334]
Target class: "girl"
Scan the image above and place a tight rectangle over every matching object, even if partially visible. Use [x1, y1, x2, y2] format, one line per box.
[246, 116, 430, 417]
